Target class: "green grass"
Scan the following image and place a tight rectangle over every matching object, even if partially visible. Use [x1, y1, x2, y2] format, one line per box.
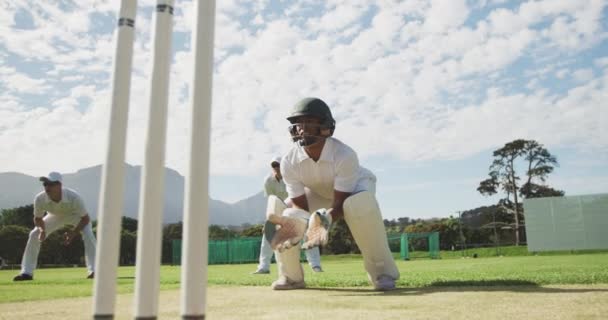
[1, 253, 607, 303]
[435, 245, 608, 259]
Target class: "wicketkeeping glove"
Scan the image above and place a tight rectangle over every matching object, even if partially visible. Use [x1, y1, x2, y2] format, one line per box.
[301, 208, 333, 249]
[266, 213, 308, 252]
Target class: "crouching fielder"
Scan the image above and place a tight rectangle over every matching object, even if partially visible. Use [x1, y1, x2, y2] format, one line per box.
[264, 97, 399, 291]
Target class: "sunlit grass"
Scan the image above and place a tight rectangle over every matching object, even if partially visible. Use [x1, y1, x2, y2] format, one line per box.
[1, 252, 607, 303]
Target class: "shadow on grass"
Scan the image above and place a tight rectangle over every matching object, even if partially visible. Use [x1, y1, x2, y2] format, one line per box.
[309, 280, 608, 296]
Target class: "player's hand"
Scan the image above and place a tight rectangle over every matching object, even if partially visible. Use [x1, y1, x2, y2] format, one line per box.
[302, 208, 333, 249]
[266, 214, 307, 252]
[63, 231, 76, 246]
[38, 229, 46, 242]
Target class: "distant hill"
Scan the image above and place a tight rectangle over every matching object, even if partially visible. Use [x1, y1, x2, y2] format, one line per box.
[0, 165, 267, 226]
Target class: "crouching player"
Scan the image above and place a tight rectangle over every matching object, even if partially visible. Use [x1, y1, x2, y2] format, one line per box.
[264, 97, 399, 291]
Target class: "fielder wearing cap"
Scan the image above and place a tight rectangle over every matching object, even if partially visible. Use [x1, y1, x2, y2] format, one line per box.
[264, 97, 399, 291]
[13, 171, 97, 281]
[252, 157, 323, 274]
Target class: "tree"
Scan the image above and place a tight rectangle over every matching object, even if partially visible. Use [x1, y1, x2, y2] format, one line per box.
[477, 139, 563, 245]
[162, 223, 183, 263]
[326, 220, 358, 254]
[519, 140, 564, 199]
[520, 184, 565, 198]
[208, 225, 238, 240]
[120, 230, 137, 265]
[38, 225, 84, 266]
[0, 225, 30, 264]
[0, 205, 34, 228]
[241, 224, 263, 237]
[121, 216, 139, 233]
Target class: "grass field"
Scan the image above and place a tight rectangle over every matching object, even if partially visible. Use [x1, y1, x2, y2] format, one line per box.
[1, 253, 607, 319]
[1, 252, 607, 303]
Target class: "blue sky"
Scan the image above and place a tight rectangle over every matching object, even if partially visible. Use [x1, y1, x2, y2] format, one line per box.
[1, 0, 607, 220]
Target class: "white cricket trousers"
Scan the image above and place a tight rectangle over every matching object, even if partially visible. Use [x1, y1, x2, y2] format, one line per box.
[20, 213, 97, 275]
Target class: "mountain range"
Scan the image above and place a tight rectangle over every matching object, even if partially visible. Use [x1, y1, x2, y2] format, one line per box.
[0, 164, 267, 226]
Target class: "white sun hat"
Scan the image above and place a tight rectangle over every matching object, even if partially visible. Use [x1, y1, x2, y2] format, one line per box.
[271, 156, 282, 166]
[39, 171, 63, 183]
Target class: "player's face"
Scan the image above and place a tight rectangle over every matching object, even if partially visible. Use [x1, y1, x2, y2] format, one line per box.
[271, 162, 281, 175]
[43, 181, 61, 197]
[288, 116, 325, 146]
[292, 116, 322, 135]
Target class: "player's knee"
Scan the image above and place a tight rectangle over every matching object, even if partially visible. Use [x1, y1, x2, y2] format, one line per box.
[266, 195, 287, 218]
[343, 191, 380, 219]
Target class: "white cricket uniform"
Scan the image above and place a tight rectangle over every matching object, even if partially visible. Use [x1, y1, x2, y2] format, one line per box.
[282, 137, 377, 210]
[257, 174, 321, 271]
[263, 174, 288, 200]
[278, 137, 399, 285]
[20, 188, 97, 275]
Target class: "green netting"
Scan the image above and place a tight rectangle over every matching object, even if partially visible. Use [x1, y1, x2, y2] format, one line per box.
[172, 237, 306, 265]
[387, 233, 402, 253]
[524, 193, 608, 252]
[400, 232, 440, 260]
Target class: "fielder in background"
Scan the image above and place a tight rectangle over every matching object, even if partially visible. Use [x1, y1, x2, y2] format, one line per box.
[252, 156, 323, 274]
[13, 172, 97, 281]
[265, 97, 399, 290]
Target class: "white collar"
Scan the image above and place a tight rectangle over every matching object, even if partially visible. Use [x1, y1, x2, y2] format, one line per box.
[293, 137, 334, 163]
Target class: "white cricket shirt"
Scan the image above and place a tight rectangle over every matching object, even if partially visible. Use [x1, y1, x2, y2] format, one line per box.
[34, 188, 88, 218]
[264, 174, 288, 200]
[281, 137, 376, 200]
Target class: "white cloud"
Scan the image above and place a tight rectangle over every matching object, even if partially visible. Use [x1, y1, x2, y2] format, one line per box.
[487, 8, 527, 35]
[595, 57, 608, 68]
[572, 68, 594, 82]
[555, 68, 569, 79]
[306, 1, 368, 33]
[423, 0, 469, 34]
[461, 28, 536, 74]
[0, 0, 606, 180]
[2, 72, 50, 93]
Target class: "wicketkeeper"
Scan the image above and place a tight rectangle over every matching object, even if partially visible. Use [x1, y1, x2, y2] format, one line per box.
[264, 97, 399, 290]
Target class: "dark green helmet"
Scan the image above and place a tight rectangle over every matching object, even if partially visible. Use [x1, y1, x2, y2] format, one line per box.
[286, 97, 336, 132]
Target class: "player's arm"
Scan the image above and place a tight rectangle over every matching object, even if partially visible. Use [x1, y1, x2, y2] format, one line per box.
[33, 197, 47, 241]
[33, 216, 45, 230]
[281, 159, 308, 211]
[63, 214, 90, 245]
[330, 150, 359, 219]
[329, 190, 351, 220]
[289, 194, 309, 212]
[63, 196, 91, 245]
[302, 153, 358, 249]
[263, 178, 272, 197]
[34, 216, 47, 241]
[73, 214, 91, 233]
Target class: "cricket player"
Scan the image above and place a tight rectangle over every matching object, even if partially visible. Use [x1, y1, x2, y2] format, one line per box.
[252, 156, 322, 274]
[265, 97, 399, 290]
[13, 172, 97, 281]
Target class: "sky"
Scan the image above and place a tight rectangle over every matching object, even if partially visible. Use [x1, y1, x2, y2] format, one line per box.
[0, 0, 607, 221]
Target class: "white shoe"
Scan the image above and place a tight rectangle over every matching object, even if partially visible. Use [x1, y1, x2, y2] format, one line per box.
[271, 276, 305, 290]
[312, 266, 323, 272]
[374, 274, 396, 291]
